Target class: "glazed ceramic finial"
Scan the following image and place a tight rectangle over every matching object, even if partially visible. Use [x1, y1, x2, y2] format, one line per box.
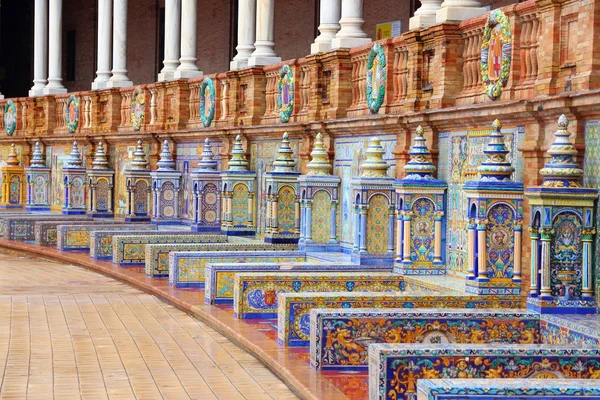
[67, 141, 83, 168]
[198, 138, 218, 171]
[157, 139, 176, 171]
[540, 114, 583, 188]
[5, 144, 19, 167]
[478, 119, 513, 182]
[404, 126, 436, 180]
[306, 133, 332, 176]
[272, 132, 297, 173]
[360, 137, 390, 178]
[130, 140, 149, 170]
[30, 142, 45, 168]
[92, 141, 110, 169]
[227, 135, 249, 171]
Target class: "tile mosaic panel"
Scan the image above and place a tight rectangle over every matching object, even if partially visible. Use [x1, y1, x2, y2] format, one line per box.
[170, 250, 306, 288]
[540, 314, 600, 346]
[310, 190, 332, 243]
[437, 126, 524, 275]
[32, 218, 91, 244]
[234, 272, 405, 319]
[4, 216, 85, 241]
[583, 119, 600, 310]
[112, 234, 225, 266]
[90, 229, 185, 259]
[250, 138, 301, 236]
[276, 293, 522, 348]
[110, 143, 150, 217]
[57, 224, 155, 251]
[310, 308, 540, 370]
[416, 379, 600, 400]
[144, 241, 288, 277]
[205, 261, 384, 304]
[47, 144, 88, 211]
[333, 134, 396, 250]
[370, 344, 600, 400]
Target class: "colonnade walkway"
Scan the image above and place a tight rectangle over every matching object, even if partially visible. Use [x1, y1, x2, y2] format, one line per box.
[0, 252, 298, 400]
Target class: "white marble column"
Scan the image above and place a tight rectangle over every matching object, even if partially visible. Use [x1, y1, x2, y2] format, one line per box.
[159, 0, 181, 81]
[107, 0, 133, 88]
[30, 0, 49, 96]
[230, 0, 256, 70]
[311, 0, 341, 54]
[248, 0, 280, 67]
[43, 0, 67, 95]
[436, 0, 486, 24]
[331, 0, 371, 50]
[92, 0, 113, 90]
[409, 0, 443, 30]
[174, 0, 202, 79]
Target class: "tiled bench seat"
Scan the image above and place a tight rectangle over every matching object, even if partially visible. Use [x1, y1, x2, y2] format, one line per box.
[57, 224, 156, 250]
[309, 308, 540, 370]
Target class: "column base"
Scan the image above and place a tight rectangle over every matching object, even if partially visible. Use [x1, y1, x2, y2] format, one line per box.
[106, 79, 134, 88]
[173, 69, 203, 80]
[435, 7, 487, 23]
[43, 86, 67, 95]
[230, 59, 249, 70]
[157, 71, 176, 82]
[409, 13, 437, 30]
[91, 80, 110, 90]
[248, 56, 282, 67]
[29, 89, 44, 97]
[331, 37, 371, 50]
[0, 93, 4, 100]
[311, 41, 333, 54]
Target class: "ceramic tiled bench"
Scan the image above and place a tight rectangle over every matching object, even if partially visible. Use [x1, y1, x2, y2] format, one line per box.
[169, 251, 307, 288]
[35, 220, 122, 246]
[112, 234, 226, 267]
[540, 314, 600, 346]
[5, 216, 89, 241]
[416, 379, 600, 400]
[204, 261, 382, 304]
[0, 212, 52, 237]
[276, 293, 522, 348]
[369, 344, 600, 400]
[310, 308, 540, 370]
[90, 230, 192, 259]
[233, 272, 406, 319]
[146, 243, 294, 277]
[57, 224, 156, 251]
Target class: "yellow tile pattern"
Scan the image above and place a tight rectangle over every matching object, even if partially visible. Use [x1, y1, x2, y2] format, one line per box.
[0, 254, 298, 400]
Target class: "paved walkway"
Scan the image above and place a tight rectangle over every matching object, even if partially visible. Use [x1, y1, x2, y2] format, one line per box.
[0, 253, 298, 400]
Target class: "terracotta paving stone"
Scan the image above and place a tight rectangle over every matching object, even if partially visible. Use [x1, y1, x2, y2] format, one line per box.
[0, 253, 299, 399]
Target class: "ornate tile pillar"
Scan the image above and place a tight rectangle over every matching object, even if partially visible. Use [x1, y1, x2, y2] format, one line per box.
[526, 115, 598, 314]
[62, 142, 87, 215]
[0, 144, 25, 209]
[123, 140, 151, 222]
[86, 141, 114, 218]
[25, 142, 51, 211]
[151, 140, 182, 224]
[191, 138, 222, 233]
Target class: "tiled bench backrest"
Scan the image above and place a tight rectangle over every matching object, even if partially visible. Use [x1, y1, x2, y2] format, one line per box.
[57, 224, 156, 250]
[36, 220, 124, 246]
[6, 216, 89, 241]
[276, 293, 522, 348]
[170, 251, 307, 288]
[145, 242, 294, 277]
[234, 272, 404, 319]
[369, 344, 600, 400]
[416, 379, 600, 400]
[205, 261, 377, 304]
[112, 234, 226, 266]
[310, 308, 540, 370]
[90, 230, 192, 259]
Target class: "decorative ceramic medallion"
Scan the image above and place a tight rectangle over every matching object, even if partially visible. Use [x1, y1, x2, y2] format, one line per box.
[481, 9, 512, 100]
[200, 77, 216, 127]
[4, 100, 17, 136]
[66, 95, 80, 133]
[277, 65, 294, 123]
[131, 86, 145, 131]
[366, 43, 387, 114]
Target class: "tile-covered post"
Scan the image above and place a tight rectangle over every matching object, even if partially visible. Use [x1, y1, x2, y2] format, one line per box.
[463, 119, 523, 296]
[264, 133, 301, 244]
[394, 126, 447, 275]
[151, 140, 182, 224]
[62, 142, 86, 215]
[298, 132, 341, 251]
[123, 141, 151, 222]
[526, 115, 598, 314]
[190, 138, 222, 233]
[86, 141, 114, 218]
[351, 137, 395, 265]
[0, 144, 25, 209]
[25, 142, 51, 211]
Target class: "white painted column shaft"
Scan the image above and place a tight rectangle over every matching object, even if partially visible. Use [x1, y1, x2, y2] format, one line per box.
[331, 0, 371, 50]
[248, 0, 280, 67]
[44, 0, 67, 95]
[108, 0, 133, 88]
[159, 0, 181, 81]
[311, 0, 341, 54]
[175, 0, 202, 79]
[92, 0, 113, 90]
[230, 0, 256, 70]
[30, 0, 48, 96]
